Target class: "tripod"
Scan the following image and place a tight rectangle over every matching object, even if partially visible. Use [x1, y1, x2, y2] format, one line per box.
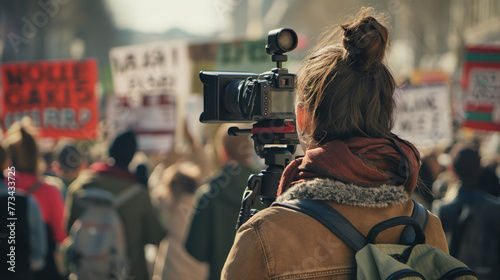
[231, 119, 298, 230]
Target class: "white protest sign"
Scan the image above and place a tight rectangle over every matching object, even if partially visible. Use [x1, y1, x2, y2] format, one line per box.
[467, 69, 500, 103]
[185, 94, 204, 142]
[463, 69, 500, 128]
[105, 91, 176, 152]
[110, 40, 191, 95]
[392, 83, 452, 148]
[108, 41, 191, 152]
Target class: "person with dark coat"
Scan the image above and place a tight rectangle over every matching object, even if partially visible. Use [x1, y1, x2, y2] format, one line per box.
[46, 139, 88, 200]
[435, 142, 500, 280]
[185, 124, 258, 280]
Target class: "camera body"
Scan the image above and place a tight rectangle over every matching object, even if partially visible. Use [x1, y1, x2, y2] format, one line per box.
[199, 28, 298, 123]
[199, 70, 295, 122]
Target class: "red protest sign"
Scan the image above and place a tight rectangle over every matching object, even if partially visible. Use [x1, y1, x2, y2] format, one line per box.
[1, 59, 99, 139]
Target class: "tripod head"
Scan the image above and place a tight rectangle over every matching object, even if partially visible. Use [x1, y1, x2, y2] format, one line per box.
[230, 119, 299, 229]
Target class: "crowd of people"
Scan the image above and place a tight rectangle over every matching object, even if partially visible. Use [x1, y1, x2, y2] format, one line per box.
[0, 117, 262, 280]
[1, 6, 500, 280]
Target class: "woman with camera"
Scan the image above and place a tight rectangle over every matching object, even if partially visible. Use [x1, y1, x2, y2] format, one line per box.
[221, 7, 449, 279]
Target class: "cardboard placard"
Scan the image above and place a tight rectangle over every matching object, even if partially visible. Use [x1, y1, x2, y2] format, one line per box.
[109, 41, 191, 152]
[1, 59, 98, 139]
[462, 68, 500, 131]
[393, 83, 452, 147]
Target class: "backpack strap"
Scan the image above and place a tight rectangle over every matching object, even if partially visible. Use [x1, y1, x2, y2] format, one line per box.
[114, 184, 142, 208]
[399, 201, 428, 245]
[367, 215, 426, 246]
[273, 199, 368, 252]
[273, 199, 428, 252]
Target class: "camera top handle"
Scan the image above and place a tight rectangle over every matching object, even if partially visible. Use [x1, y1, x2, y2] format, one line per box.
[266, 28, 298, 70]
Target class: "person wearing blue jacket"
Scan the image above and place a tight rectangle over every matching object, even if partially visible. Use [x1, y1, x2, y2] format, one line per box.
[435, 142, 500, 280]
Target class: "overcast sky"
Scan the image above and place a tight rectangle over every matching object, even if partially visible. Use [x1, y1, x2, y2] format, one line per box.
[105, 0, 229, 34]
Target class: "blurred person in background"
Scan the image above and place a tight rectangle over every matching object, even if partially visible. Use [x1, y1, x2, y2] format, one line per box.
[476, 155, 500, 198]
[0, 142, 47, 280]
[413, 152, 444, 209]
[222, 7, 448, 279]
[434, 142, 500, 280]
[129, 151, 154, 187]
[151, 161, 208, 280]
[46, 139, 88, 200]
[185, 123, 258, 280]
[64, 129, 166, 280]
[3, 118, 67, 280]
[431, 144, 459, 204]
[148, 120, 213, 192]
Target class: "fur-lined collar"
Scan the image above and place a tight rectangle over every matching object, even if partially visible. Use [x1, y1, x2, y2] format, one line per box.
[275, 178, 410, 207]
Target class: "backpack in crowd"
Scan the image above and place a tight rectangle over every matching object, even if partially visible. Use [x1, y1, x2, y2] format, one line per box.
[65, 185, 141, 280]
[273, 199, 477, 280]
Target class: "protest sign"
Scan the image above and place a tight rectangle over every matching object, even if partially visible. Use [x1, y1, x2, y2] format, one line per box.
[214, 38, 301, 73]
[110, 41, 191, 95]
[215, 39, 269, 72]
[393, 83, 452, 147]
[189, 42, 217, 94]
[185, 94, 204, 142]
[462, 68, 500, 131]
[106, 90, 175, 152]
[109, 41, 191, 152]
[461, 45, 500, 88]
[460, 45, 500, 131]
[1, 59, 98, 139]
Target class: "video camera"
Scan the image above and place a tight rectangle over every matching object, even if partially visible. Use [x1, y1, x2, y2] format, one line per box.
[199, 28, 300, 229]
[199, 28, 298, 123]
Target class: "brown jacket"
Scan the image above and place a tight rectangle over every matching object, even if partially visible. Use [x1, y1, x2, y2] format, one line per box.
[222, 178, 449, 280]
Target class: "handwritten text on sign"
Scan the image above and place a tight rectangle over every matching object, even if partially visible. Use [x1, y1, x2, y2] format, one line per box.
[1, 59, 98, 139]
[468, 69, 500, 102]
[109, 41, 190, 152]
[461, 69, 500, 131]
[393, 83, 452, 147]
[109, 41, 190, 95]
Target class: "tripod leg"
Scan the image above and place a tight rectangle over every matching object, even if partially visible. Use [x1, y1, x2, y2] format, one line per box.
[236, 174, 262, 229]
